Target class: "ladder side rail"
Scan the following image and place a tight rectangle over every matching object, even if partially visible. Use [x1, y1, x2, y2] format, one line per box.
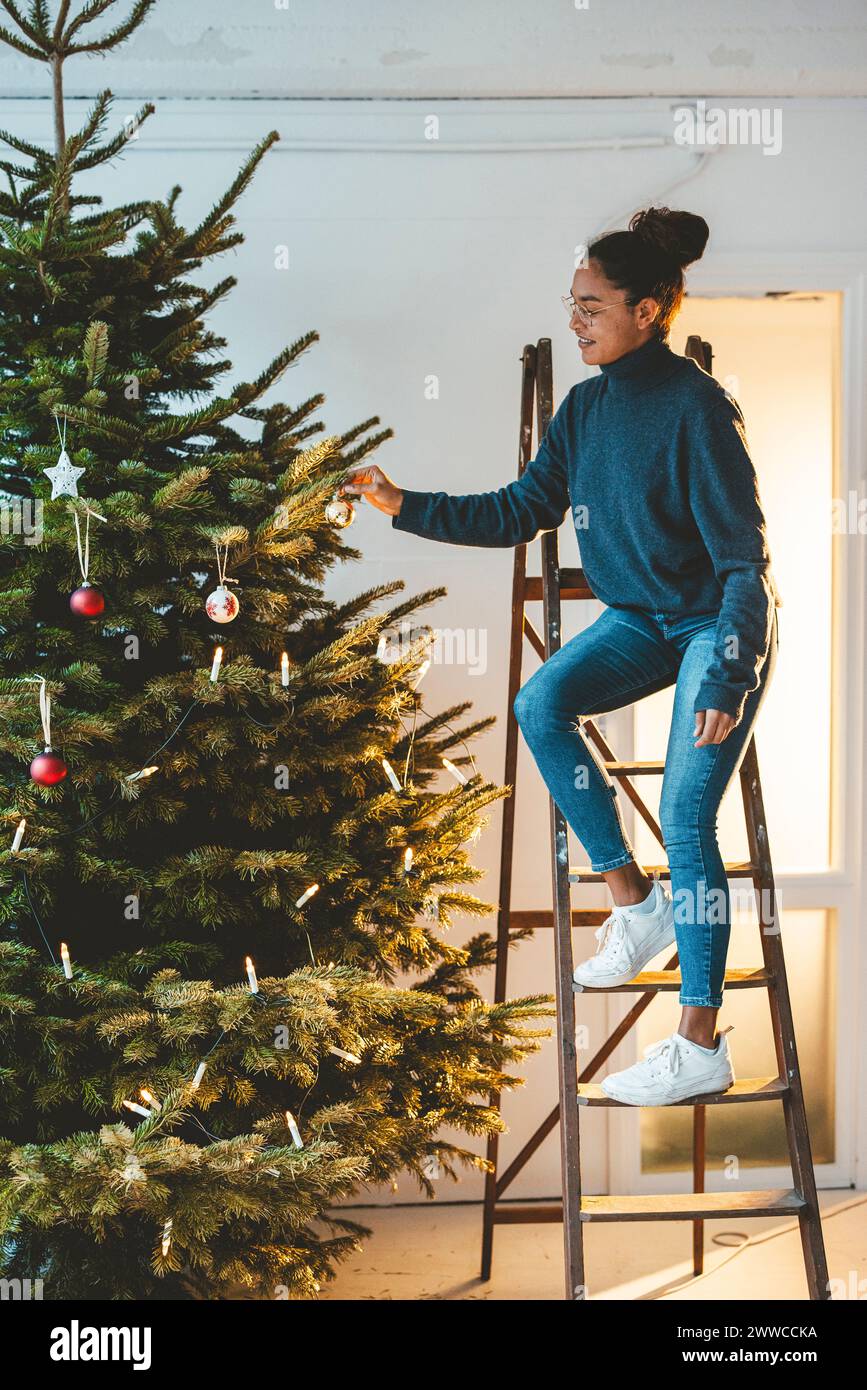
[537, 338, 586, 1298]
[480, 345, 539, 1279]
[739, 739, 830, 1298]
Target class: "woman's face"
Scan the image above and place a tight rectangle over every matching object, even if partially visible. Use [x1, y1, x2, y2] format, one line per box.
[568, 258, 661, 367]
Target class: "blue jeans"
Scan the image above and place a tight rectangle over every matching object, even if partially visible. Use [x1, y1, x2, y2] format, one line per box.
[512, 605, 778, 1008]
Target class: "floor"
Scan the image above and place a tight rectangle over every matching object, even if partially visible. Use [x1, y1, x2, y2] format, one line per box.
[320, 1190, 866, 1300]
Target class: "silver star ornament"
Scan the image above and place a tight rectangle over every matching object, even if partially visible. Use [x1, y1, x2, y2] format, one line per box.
[44, 448, 85, 499]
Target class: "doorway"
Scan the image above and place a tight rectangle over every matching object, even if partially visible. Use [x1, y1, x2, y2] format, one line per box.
[604, 292, 853, 1194]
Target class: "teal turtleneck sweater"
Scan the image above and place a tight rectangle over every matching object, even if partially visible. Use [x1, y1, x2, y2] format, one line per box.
[392, 334, 781, 724]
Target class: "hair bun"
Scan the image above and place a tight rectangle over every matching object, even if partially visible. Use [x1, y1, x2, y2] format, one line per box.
[629, 207, 709, 269]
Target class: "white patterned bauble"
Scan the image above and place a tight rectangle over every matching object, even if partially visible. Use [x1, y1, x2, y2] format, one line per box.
[205, 584, 239, 623]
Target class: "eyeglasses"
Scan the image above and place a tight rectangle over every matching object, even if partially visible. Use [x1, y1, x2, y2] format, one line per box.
[561, 294, 631, 327]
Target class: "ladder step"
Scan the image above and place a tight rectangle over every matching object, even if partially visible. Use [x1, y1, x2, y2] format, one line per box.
[569, 861, 755, 882]
[577, 1076, 788, 1107]
[573, 966, 771, 994]
[524, 569, 593, 602]
[580, 1189, 806, 1222]
[493, 1203, 564, 1225]
[602, 759, 665, 775]
[490, 1188, 806, 1226]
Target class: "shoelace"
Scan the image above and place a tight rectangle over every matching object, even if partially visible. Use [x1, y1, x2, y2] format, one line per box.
[592, 911, 633, 964]
[593, 881, 662, 964]
[641, 1033, 688, 1081]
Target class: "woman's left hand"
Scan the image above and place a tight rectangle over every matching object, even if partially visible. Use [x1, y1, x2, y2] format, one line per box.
[693, 709, 735, 746]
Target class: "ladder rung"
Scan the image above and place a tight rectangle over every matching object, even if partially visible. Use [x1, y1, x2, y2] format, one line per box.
[507, 908, 619, 930]
[580, 1189, 806, 1222]
[573, 966, 771, 993]
[577, 1076, 788, 1107]
[602, 759, 665, 775]
[524, 569, 594, 602]
[492, 1203, 564, 1226]
[489, 1188, 806, 1227]
[568, 862, 755, 882]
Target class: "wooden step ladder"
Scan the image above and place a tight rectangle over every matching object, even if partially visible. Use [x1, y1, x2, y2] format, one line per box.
[479, 335, 830, 1301]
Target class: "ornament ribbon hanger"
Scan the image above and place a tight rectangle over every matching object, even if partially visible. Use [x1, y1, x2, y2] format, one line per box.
[72, 505, 107, 584]
[70, 504, 107, 617]
[214, 541, 237, 590]
[26, 677, 68, 784]
[35, 676, 52, 750]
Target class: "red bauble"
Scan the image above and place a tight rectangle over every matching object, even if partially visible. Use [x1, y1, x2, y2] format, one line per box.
[30, 750, 68, 786]
[70, 583, 105, 617]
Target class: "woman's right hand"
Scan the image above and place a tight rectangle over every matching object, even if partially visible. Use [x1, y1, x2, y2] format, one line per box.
[338, 465, 404, 518]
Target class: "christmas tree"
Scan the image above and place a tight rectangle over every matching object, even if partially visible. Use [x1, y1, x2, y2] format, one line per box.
[0, 0, 551, 1299]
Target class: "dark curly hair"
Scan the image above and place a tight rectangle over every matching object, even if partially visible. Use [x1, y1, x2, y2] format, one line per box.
[587, 207, 710, 339]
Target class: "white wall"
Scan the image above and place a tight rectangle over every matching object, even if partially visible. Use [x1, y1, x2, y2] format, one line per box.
[4, 15, 866, 1210]
[0, 0, 865, 98]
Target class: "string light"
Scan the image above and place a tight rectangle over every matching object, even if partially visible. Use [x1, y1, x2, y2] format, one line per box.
[381, 757, 403, 793]
[15, 600, 487, 1192]
[125, 765, 158, 782]
[285, 1110, 303, 1149]
[161, 1218, 173, 1256]
[122, 1099, 151, 1118]
[295, 883, 319, 909]
[412, 658, 430, 688]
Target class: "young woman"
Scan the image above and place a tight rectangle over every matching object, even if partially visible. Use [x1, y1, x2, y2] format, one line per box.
[339, 206, 781, 1107]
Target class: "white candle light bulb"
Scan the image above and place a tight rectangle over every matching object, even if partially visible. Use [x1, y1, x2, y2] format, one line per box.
[191, 1061, 207, 1091]
[442, 756, 468, 785]
[280, 651, 290, 687]
[403, 847, 413, 873]
[140, 1089, 161, 1112]
[381, 757, 403, 793]
[126, 765, 159, 782]
[329, 1045, 361, 1065]
[11, 819, 25, 854]
[122, 1100, 151, 1118]
[294, 882, 319, 909]
[209, 645, 223, 682]
[245, 955, 259, 994]
[285, 1110, 304, 1149]
[60, 942, 73, 979]
[125, 765, 158, 782]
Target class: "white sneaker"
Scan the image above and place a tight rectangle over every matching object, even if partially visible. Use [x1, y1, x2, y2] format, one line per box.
[572, 877, 675, 989]
[600, 1027, 736, 1106]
